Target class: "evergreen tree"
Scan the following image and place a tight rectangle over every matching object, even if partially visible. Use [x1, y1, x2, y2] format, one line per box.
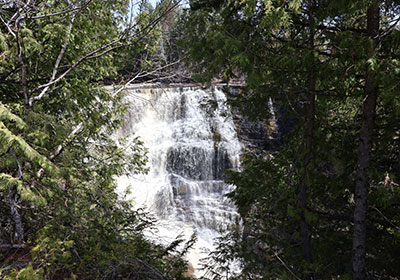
[183, 0, 400, 278]
[117, 0, 189, 83]
[0, 1, 194, 278]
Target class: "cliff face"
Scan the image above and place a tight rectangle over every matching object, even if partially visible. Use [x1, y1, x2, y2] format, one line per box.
[111, 82, 295, 154]
[231, 112, 278, 153]
[225, 85, 295, 154]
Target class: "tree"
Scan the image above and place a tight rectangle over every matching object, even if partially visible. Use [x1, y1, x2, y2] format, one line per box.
[352, 4, 379, 280]
[1, 0, 194, 278]
[116, 0, 190, 84]
[183, 0, 400, 278]
[1, 0, 130, 243]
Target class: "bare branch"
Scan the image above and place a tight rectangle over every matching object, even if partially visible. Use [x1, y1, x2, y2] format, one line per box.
[111, 60, 182, 97]
[28, 38, 121, 106]
[370, 206, 400, 231]
[380, 15, 400, 38]
[31, 0, 92, 19]
[0, 244, 26, 249]
[27, 0, 182, 106]
[28, 12, 77, 107]
[52, 13, 76, 81]
[85, 1, 181, 61]
[32, 122, 83, 183]
[111, 72, 142, 98]
[0, 14, 16, 38]
[1, 262, 29, 272]
[6, 0, 30, 26]
[273, 250, 303, 280]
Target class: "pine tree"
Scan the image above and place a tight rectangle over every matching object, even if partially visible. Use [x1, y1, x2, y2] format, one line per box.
[1, 1, 194, 278]
[183, 0, 400, 278]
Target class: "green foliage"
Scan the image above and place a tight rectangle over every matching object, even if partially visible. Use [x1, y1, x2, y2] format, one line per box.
[3, 264, 44, 280]
[0, 1, 193, 279]
[0, 105, 26, 130]
[184, 0, 400, 278]
[116, 0, 188, 82]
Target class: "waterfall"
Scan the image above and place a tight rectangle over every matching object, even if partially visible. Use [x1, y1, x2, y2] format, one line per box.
[116, 85, 242, 275]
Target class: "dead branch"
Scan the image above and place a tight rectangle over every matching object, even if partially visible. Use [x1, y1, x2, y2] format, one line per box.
[0, 244, 26, 249]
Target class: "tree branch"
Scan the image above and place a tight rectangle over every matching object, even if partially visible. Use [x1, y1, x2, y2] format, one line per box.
[27, 12, 77, 107]
[31, 123, 83, 186]
[27, 0, 182, 106]
[0, 14, 16, 38]
[28, 38, 121, 106]
[111, 59, 182, 97]
[30, 0, 92, 19]
[0, 244, 26, 249]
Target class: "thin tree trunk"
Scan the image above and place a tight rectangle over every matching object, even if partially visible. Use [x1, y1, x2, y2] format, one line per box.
[14, 16, 29, 111]
[9, 154, 24, 242]
[298, 0, 315, 276]
[352, 4, 380, 280]
[299, 77, 314, 266]
[9, 186, 24, 242]
[298, 70, 315, 267]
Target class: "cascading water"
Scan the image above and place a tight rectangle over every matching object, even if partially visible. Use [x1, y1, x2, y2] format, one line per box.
[116, 85, 242, 275]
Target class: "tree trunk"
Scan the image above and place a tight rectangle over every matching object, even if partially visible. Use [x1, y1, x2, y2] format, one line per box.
[298, 0, 315, 276]
[352, 4, 380, 280]
[299, 83, 314, 264]
[298, 70, 315, 271]
[9, 186, 24, 242]
[9, 155, 24, 242]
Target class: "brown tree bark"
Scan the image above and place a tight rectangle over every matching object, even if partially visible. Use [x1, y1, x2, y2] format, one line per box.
[352, 4, 380, 280]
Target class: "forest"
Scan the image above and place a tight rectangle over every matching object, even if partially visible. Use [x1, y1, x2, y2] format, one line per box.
[0, 0, 399, 279]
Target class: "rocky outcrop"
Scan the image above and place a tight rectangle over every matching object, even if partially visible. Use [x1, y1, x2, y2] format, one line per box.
[224, 86, 279, 154]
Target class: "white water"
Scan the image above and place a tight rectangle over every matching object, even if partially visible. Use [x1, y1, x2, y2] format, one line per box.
[116, 86, 241, 276]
